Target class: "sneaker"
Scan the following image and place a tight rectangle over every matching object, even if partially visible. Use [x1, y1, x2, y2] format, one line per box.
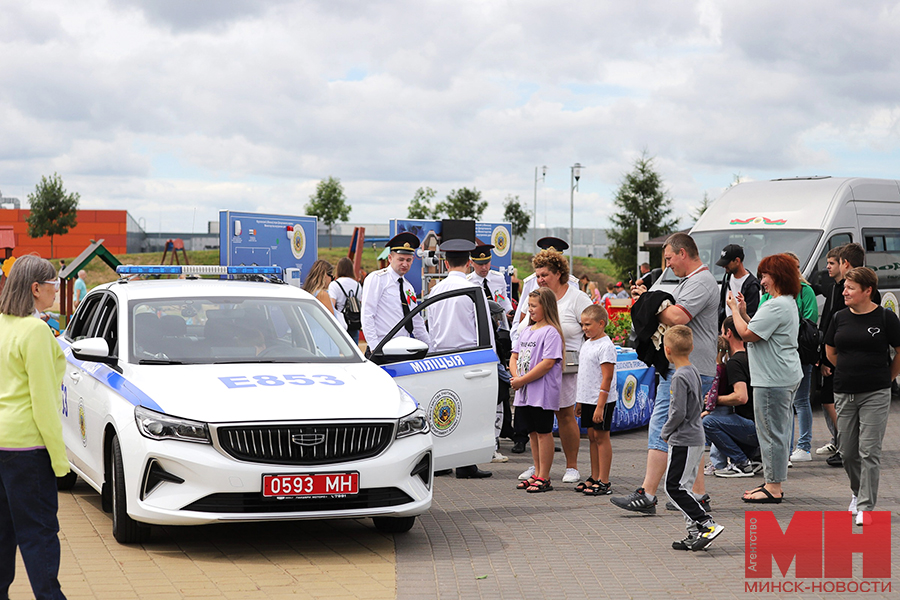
[788, 460, 793, 468]
[666, 494, 711, 512]
[687, 523, 724, 551]
[562, 468, 581, 483]
[790, 449, 812, 462]
[610, 487, 658, 514]
[848, 494, 858, 516]
[518, 465, 535, 480]
[672, 535, 696, 551]
[703, 462, 716, 476]
[715, 462, 755, 478]
[750, 461, 764, 474]
[856, 510, 868, 526]
[826, 452, 843, 467]
[491, 450, 509, 463]
[816, 442, 838, 456]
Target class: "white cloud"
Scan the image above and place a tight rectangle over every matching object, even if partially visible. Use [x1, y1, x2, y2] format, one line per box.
[2, 0, 900, 236]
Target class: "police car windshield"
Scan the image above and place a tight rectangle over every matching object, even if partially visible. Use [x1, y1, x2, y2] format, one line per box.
[660, 229, 822, 282]
[129, 297, 361, 364]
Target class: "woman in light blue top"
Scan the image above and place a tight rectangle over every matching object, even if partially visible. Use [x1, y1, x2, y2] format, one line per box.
[726, 254, 802, 504]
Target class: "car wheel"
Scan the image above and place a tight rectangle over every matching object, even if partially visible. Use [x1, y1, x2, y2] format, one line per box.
[111, 434, 151, 544]
[372, 516, 416, 534]
[56, 471, 77, 491]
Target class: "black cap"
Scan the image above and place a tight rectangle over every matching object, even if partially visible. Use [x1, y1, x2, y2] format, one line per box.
[537, 236, 569, 252]
[715, 244, 744, 267]
[471, 240, 495, 264]
[440, 238, 476, 257]
[387, 232, 420, 254]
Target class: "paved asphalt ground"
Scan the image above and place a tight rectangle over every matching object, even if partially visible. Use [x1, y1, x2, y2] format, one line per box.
[12, 402, 900, 599]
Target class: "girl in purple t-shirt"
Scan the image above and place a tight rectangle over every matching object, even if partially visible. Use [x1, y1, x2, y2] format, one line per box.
[510, 287, 564, 493]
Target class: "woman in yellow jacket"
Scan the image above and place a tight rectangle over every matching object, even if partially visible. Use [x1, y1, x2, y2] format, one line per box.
[0, 255, 68, 600]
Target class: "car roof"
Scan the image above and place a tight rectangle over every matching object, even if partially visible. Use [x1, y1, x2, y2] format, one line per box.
[97, 278, 317, 302]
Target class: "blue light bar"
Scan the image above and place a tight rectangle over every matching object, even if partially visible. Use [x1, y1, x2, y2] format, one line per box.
[116, 265, 284, 276]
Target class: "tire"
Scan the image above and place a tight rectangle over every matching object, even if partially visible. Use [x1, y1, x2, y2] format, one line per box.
[56, 471, 77, 491]
[111, 434, 151, 544]
[372, 516, 416, 534]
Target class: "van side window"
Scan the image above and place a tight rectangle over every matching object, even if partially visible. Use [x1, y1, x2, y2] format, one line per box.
[811, 233, 852, 293]
[863, 229, 900, 289]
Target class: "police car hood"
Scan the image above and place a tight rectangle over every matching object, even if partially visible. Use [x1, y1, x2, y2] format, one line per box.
[125, 361, 416, 422]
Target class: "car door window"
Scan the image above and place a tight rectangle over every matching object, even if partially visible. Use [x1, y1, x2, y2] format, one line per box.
[810, 232, 852, 292]
[66, 293, 103, 342]
[863, 228, 900, 289]
[92, 295, 119, 357]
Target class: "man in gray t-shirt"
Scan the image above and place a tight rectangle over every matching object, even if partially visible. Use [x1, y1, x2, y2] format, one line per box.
[610, 232, 719, 515]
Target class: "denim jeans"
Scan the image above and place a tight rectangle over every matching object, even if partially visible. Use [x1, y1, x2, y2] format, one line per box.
[0, 449, 66, 600]
[790, 363, 813, 453]
[703, 412, 760, 465]
[754, 385, 798, 484]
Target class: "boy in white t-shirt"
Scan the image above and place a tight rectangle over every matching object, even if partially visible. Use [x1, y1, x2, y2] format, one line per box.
[574, 305, 617, 495]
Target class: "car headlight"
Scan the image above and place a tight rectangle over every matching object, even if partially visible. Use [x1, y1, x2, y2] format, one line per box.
[397, 407, 429, 439]
[135, 406, 211, 444]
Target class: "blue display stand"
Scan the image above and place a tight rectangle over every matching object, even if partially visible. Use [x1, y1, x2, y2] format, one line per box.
[219, 211, 318, 283]
[608, 348, 655, 433]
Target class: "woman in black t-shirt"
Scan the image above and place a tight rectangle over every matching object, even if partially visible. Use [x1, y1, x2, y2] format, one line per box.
[825, 267, 900, 526]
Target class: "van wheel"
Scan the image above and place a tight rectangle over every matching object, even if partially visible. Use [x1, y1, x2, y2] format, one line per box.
[372, 516, 416, 534]
[111, 434, 151, 544]
[56, 472, 77, 491]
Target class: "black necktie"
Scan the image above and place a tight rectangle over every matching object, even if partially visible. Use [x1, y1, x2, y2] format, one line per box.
[399, 277, 414, 335]
[482, 279, 492, 302]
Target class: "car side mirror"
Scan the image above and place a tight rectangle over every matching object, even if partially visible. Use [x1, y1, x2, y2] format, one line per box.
[371, 337, 429, 364]
[71, 337, 118, 367]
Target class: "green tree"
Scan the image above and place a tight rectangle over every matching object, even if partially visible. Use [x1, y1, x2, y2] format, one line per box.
[433, 187, 487, 220]
[606, 152, 679, 277]
[690, 191, 713, 225]
[26, 173, 80, 259]
[502, 194, 530, 256]
[407, 186, 437, 219]
[305, 176, 351, 249]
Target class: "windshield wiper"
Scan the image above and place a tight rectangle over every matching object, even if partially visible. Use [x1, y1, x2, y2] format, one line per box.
[138, 358, 185, 365]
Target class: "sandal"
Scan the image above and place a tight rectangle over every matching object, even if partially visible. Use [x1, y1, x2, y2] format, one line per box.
[517, 477, 538, 490]
[742, 486, 783, 504]
[574, 477, 597, 493]
[526, 477, 553, 493]
[583, 480, 612, 496]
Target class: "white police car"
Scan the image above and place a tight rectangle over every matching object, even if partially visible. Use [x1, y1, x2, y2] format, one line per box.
[58, 265, 497, 543]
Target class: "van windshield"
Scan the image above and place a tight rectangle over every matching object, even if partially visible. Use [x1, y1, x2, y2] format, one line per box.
[660, 229, 823, 282]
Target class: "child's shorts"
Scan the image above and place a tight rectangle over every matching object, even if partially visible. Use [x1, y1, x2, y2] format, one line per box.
[579, 402, 616, 431]
[517, 405, 555, 434]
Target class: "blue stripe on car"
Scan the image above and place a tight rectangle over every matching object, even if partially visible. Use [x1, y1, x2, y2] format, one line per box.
[57, 339, 164, 413]
[380, 348, 498, 378]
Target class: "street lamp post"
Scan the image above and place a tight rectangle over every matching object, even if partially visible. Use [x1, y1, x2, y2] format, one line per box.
[569, 163, 582, 272]
[533, 165, 546, 248]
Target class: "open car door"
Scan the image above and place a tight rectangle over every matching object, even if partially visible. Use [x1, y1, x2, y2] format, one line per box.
[369, 287, 497, 470]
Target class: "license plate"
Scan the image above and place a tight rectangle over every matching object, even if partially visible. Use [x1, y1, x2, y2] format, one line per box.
[262, 472, 359, 498]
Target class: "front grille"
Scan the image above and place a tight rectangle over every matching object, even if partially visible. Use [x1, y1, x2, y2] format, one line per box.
[216, 423, 395, 465]
[182, 487, 413, 513]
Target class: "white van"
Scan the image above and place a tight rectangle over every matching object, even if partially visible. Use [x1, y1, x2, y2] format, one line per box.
[654, 176, 900, 314]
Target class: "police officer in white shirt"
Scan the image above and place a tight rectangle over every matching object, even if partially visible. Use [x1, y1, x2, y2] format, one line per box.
[428, 238, 494, 479]
[467, 241, 512, 328]
[512, 237, 580, 335]
[360, 232, 430, 351]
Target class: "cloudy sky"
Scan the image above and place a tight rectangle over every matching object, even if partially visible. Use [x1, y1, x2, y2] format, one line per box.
[1, 0, 899, 234]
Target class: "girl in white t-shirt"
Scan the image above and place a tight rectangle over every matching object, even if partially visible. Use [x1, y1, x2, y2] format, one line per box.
[574, 305, 617, 495]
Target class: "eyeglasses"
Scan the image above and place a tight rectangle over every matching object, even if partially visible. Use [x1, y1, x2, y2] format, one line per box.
[41, 280, 60, 290]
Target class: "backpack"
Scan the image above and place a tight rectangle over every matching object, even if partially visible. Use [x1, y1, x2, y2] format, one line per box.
[797, 317, 822, 365]
[334, 280, 362, 331]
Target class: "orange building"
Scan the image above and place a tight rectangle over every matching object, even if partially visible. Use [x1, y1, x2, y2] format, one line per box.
[0, 209, 129, 259]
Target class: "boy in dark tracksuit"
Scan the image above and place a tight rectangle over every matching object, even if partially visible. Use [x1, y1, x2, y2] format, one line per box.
[661, 325, 725, 551]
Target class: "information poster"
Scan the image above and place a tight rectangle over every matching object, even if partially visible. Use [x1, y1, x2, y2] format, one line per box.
[219, 211, 318, 282]
[389, 219, 513, 296]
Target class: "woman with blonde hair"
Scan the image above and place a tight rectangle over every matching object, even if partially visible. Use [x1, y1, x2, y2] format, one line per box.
[303, 259, 335, 315]
[0, 255, 68, 599]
